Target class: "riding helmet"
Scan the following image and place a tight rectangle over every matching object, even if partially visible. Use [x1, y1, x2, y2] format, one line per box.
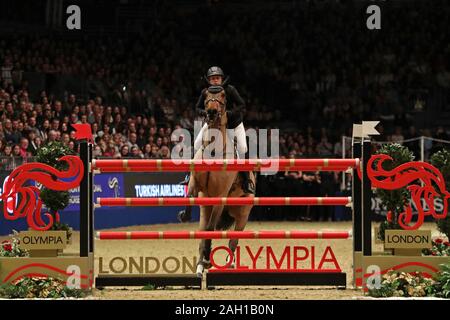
[206, 66, 224, 78]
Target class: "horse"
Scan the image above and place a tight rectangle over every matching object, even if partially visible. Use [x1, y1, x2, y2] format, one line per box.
[178, 85, 256, 277]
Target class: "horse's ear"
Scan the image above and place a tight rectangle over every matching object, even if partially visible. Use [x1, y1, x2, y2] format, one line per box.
[222, 76, 230, 86]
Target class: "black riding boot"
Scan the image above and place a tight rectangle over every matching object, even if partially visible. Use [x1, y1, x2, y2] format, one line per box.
[240, 171, 255, 194]
[178, 206, 192, 222]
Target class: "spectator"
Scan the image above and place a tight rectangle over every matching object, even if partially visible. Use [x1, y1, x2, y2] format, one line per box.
[149, 145, 160, 158]
[48, 130, 57, 142]
[4, 119, 21, 144]
[61, 122, 69, 134]
[38, 119, 50, 141]
[1, 144, 12, 157]
[93, 145, 102, 158]
[12, 144, 23, 164]
[143, 144, 152, 158]
[68, 140, 76, 151]
[130, 146, 143, 158]
[51, 119, 60, 131]
[19, 138, 28, 157]
[34, 136, 43, 150]
[26, 117, 38, 134]
[120, 145, 130, 158]
[136, 127, 147, 149]
[53, 100, 64, 120]
[160, 145, 171, 159]
[126, 132, 139, 150]
[103, 142, 116, 158]
[27, 131, 39, 155]
[61, 133, 70, 145]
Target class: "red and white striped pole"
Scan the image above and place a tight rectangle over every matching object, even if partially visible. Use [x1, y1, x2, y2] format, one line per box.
[96, 230, 352, 240]
[91, 158, 359, 173]
[96, 196, 352, 207]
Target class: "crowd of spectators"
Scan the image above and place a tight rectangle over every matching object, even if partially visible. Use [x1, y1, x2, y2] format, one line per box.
[0, 1, 449, 221]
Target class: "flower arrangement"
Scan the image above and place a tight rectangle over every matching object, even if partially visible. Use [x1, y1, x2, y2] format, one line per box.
[0, 230, 28, 257]
[368, 263, 450, 298]
[368, 270, 435, 298]
[427, 264, 450, 298]
[0, 276, 86, 299]
[422, 238, 450, 256]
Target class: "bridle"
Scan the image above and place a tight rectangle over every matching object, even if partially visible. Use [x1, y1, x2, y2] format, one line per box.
[204, 97, 226, 107]
[204, 86, 226, 124]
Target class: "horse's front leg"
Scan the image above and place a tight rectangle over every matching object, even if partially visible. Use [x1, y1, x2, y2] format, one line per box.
[226, 206, 251, 268]
[200, 205, 224, 271]
[197, 205, 211, 277]
[178, 174, 197, 223]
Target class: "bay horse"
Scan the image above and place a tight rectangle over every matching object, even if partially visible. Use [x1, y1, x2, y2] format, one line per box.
[178, 85, 256, 277]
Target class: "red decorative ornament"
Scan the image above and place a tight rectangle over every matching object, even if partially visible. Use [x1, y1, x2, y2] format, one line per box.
[1, 156, 84, 231]
[367, 154, 450, 230]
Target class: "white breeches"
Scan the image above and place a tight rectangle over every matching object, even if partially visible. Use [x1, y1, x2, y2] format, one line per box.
[194, 122, 247, 157]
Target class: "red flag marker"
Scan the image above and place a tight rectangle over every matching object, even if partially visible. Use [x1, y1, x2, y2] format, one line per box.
[72, 124, 93, 143]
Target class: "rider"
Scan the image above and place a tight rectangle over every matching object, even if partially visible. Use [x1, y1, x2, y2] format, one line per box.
[181, 66, 255, 195]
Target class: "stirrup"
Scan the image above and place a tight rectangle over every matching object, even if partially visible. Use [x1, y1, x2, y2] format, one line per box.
[179, 176, 190, 185]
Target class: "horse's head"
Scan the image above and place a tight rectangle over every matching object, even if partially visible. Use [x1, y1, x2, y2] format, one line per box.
[204, 85, 226, 125]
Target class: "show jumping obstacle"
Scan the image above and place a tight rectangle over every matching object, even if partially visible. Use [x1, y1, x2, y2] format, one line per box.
[2, 121, 448, 293]
[92, 159, 357, 288]
[92, 156, 357, 288]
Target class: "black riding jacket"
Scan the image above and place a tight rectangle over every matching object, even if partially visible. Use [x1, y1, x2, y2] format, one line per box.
[195, 84, 245, 129]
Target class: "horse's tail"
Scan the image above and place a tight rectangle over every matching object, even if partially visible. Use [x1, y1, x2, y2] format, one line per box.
[216, 207, 235, 230]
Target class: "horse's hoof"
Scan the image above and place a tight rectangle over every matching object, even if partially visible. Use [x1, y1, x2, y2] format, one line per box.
[177, 210, 191, 223]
